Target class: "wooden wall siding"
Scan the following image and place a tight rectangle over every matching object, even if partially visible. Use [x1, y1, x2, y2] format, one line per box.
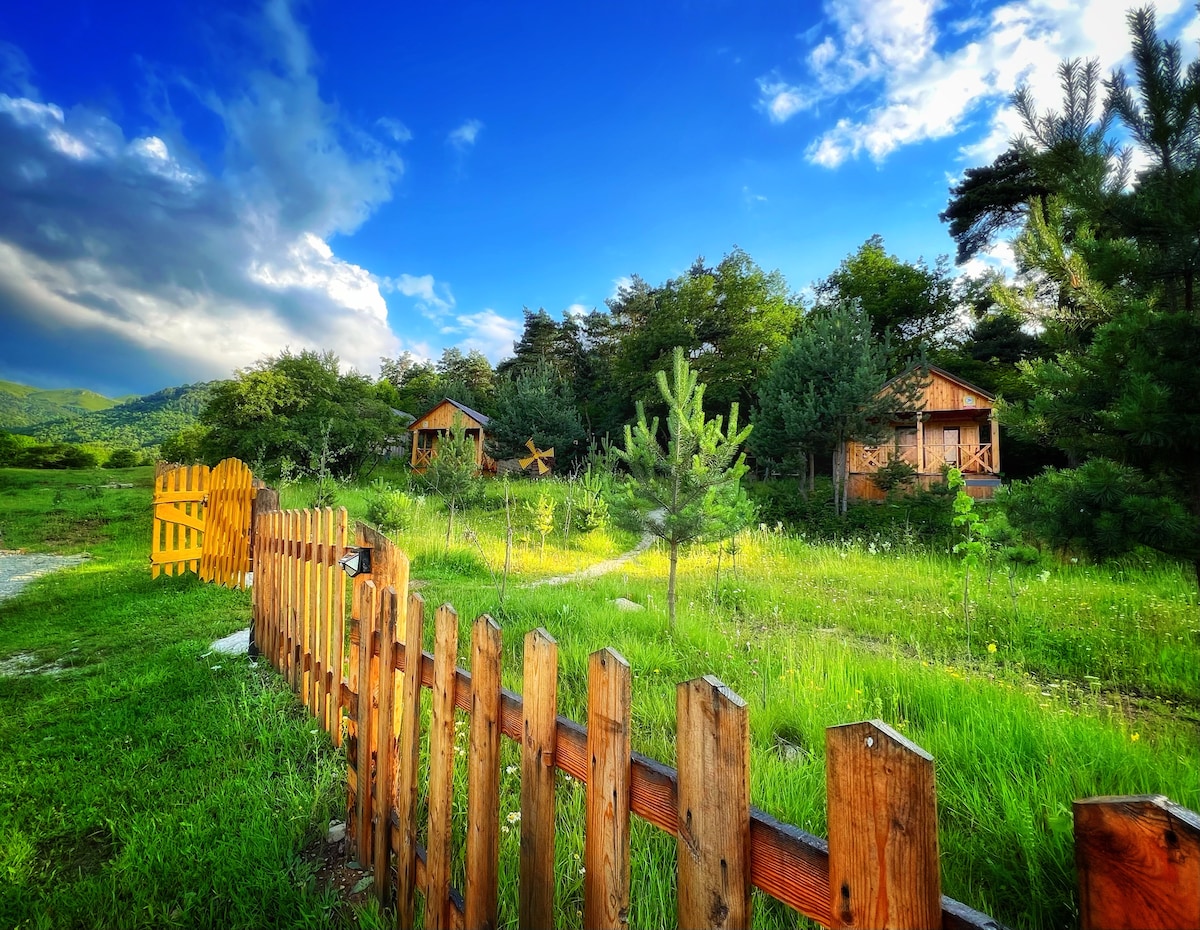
[892, 369, 993, 413]
[411, 400, 487, 432]
[153, 458, 256, 586]
[249, 511, 1198, 930]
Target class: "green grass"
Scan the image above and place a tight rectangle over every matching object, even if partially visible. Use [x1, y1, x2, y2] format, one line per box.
[3, 467, 1198, 929]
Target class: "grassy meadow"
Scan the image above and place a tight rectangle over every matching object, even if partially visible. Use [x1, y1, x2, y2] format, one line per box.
[1, 464, 1197, 928]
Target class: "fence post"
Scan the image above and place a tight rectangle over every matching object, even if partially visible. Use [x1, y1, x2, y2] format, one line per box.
[395, 593, 426, 930]
[352, 580, 378, 868]
[585, 648, 632, 930]
[676, 676, 751, 930]
[826, 720, 941, 930]
[247, 486, 278, 659]
[426, 604, 461, 930]
[1075, 794, 1200, 930]
[520, 628, 558, 929]
[372, 586, 400, 908]
[466, 615, 502, 930]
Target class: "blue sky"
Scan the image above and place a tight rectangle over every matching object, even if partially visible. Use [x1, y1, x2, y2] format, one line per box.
[0, 0, 1195, 397]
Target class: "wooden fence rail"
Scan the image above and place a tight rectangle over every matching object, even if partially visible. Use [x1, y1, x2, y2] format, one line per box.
[250, 507, 1200, 930]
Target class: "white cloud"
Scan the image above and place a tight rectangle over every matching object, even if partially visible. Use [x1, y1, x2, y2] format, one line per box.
[376, 117, 412, 143]
[742, 185, 768, 205]
[447, 118, 483, 149]
[610, 276, 633, 300]
[377, 272, 455, 314]
[440, 309, 521, 363]
[564, 303, 588, 317]
[757, 0, 1198, 168]
[0, 0, 408, 389]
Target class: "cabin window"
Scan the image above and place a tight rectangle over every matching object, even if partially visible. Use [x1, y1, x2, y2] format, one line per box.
[896, 428, 917, 448]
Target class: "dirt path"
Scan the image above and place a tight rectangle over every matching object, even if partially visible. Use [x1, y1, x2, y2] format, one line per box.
[0, 551, 89, 604]
[526, 509, 663, 588]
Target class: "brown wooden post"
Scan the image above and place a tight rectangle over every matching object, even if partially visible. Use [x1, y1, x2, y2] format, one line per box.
[519, 628, 558, 929]
[585, 647, 632, 930]
[372, 586, 399, 907]
[352, 580, 378, 868]
[426, 604, 460, 930]
[332, 507, 348, 746]
[826, 720, 941, 930]
[1075, 794, 1200, 930]
[465, 614, 502, 930]
[676, 676, 751, 930]
[395, 594, 425, 930]
[301, 509, 314, 709]
[989, 408, 1000, 474]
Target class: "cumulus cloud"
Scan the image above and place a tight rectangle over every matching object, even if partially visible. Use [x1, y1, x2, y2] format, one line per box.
[439, 309, 520, 363]
[447, 118, 483, 149]
[757, 0, 1197, 168]
[0, 0, 413, 392]
[376, 117, 413, 143]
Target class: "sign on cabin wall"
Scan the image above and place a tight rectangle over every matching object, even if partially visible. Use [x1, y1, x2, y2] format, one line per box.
[963, 395, 975, 407]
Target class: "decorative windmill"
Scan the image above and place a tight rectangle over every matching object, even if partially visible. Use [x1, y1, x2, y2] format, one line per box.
[518, 438, 555, 476]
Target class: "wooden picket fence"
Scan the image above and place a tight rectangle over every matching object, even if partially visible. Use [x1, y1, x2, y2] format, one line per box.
[151, 458, 257, 588]
[250, 506, 1200, 930]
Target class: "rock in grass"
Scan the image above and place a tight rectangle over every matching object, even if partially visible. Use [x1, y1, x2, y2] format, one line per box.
[326, 821, 346, 843]
[612, 597, 644, 612]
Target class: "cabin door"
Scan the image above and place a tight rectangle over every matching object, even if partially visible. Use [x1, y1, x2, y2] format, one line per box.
[943, 427, 960, 466]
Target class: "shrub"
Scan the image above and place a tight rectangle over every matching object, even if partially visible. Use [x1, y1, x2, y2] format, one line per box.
[105, 448, 140, 469]
[365, 480, 419, 534]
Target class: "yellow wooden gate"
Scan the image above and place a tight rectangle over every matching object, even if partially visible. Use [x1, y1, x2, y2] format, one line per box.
[151, 458, 256, 589]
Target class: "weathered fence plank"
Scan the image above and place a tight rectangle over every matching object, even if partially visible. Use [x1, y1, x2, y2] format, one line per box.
[520, 628, 558, 929]
[465, 615, 502, 930]
[676, 675, 751, 930]
[395, 593, 426, 930]
[1075, 794, 1200, 930]
[353, 580, 378, 867]
[585, 648, 632, 930]
[826, 720, 941, 930]
[373, 586, 401, 906]
[426, 604, 460, 930]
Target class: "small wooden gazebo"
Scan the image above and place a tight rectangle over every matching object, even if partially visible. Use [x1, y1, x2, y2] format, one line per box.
[408, 398, 491, 471]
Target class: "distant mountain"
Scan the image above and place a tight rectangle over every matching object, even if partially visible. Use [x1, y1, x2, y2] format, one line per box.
[1, 381, 216, 449]
[0, 380, 120, 426]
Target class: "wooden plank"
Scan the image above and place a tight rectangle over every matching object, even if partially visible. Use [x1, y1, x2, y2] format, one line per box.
[395, 594, 426, 930]
[826, 720, 941, 930]
[154, 504, 206, 534]
[150, 548, 204, 564]
[373, 586, 400, 907]
[312, 507, 327, 728]
[519, 628, 558, 929]
[354, 580, 378, 868]
[465, 615, 502, 930]
[1075, 794, 1200, 930]
[676, 676, 751, 930]
[301, 509, 314, 709]
[152, 489, 206, 505]
[332, 508, 348, 746]
[584, 648, 632, 930]
[426, 604, 460, 930]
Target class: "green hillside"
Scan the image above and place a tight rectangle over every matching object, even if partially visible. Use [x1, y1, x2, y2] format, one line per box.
[0, 380, 120, 426]
[0, 378, 216, 449]
[31, 382, 215, 449]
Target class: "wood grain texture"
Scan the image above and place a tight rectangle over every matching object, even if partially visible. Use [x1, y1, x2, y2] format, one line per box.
[465, 615, 502, 930]
[585, 648, 632, 930]
[395, 594, 426, 930]
[1075, 794, 1200, 930]
[676, 676, 751, 930]
[426, 604, 461, 930]
[826, 720, 941, 930]
[332, 508, 348, 746]
[372, 587, 400, 906]
[519, 628, 558, 930]
[353, 581, 378, 869]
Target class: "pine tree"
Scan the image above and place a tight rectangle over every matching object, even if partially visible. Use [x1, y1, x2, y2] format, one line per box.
[616, 347, 754, 627]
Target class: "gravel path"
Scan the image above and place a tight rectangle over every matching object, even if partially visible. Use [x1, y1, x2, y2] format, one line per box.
[0, 551, 89, 604]
[525, 509, 663, 588]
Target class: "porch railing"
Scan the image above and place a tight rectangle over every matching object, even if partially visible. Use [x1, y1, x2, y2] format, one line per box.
[850, 443, 995, 474]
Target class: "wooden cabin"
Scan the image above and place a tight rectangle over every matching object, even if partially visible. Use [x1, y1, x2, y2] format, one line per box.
[408, 398, 492, 471]
[845, 366, 1001, 501]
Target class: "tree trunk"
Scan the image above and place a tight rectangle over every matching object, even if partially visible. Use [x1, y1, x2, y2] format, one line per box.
[668, 541, 678, 629]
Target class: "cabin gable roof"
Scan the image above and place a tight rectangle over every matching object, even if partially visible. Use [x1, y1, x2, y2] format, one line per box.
[878, 364, 995, 413]
[408, 397, 491, 431]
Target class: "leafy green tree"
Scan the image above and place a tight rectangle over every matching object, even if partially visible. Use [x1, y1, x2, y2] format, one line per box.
[160, 423, 210, 464]
[616, 347, 754, 627]
[815, 236, 959, 363]
[104, 448, 139, 468]
[418, 421, 485, 548]
[753, 304, 919, 512]
[487, 363, 586, 466]
[199, 350, 403, 480]
[437, 347, 495, 412]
